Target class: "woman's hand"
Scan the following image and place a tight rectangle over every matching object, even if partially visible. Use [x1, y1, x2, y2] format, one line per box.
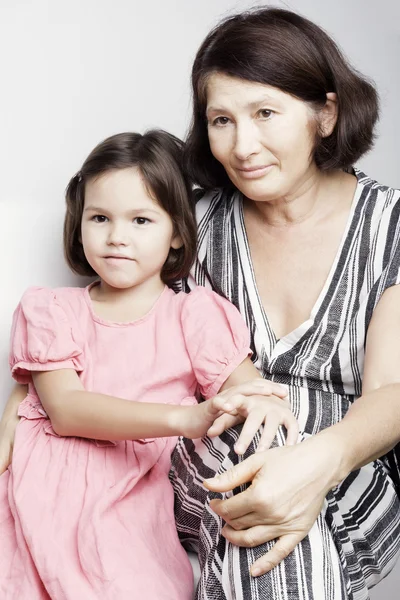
[207, 389, 298, 454]
[181, 379, 288, 441]
[204, 433, 344, 576]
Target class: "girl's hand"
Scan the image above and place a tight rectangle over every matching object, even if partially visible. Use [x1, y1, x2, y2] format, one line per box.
[204, 433, 343, 576]
[207, 391, 298, 454]
[181, 379, 287, 440]
[0, 416, 19, 475]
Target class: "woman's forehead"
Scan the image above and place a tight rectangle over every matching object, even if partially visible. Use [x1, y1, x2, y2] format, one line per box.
[205, 73, 296, 111]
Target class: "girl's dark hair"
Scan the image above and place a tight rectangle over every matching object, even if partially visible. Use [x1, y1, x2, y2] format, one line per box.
[185, 7, 379, 189]
[64, 130, 197, 285]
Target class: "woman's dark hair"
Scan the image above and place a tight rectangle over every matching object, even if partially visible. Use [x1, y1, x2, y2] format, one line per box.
[185, 7, 379, 189]
[64, 130, 197, 285]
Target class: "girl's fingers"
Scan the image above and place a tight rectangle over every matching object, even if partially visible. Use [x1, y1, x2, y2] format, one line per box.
[283, 414, 300, 446]
[256, 415, 281, 452]
[234, 411, 265, 455]
[207, 413, 242, 437]
[221, 380, 287, 400]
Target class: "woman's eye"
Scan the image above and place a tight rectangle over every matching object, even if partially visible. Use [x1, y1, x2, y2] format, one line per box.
[211, 116, 230, 126]
[133, 217, 150, 225]
[92, 215, 108, 223]
[258, 109, 273, 119]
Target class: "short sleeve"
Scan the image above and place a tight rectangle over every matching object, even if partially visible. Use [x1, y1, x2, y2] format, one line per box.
[9, 287, 84, 384]
[181, 287, 251, 399]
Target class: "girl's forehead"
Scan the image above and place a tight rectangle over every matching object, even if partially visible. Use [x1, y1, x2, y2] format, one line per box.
[84, 168, 159, 208]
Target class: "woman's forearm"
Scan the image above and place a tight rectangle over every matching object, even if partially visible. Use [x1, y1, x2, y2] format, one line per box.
[316, 383, 400, 486]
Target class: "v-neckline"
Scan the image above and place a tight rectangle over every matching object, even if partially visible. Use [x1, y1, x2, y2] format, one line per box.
[233, 177, 363, 358]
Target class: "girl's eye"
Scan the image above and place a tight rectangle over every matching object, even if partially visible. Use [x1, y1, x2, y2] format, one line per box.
[211, 116, 230, 127]
[92, 215, 108, 223]
[133, 217, 150, 225]
[258, 109, 273, 119]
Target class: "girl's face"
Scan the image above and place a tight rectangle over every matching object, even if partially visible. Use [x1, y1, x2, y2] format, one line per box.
[206, 73, 322, 203]
[81, 167, 181, 291]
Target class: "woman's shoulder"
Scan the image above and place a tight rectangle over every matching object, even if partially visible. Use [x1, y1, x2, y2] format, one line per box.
[194, 186, 240, 227]
[355, 169, 400, 208]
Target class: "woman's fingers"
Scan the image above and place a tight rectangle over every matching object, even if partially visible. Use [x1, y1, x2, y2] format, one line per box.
[221, 522, 278, 545]
[250, 533, 302, 576]
[204, 451, 266, 492]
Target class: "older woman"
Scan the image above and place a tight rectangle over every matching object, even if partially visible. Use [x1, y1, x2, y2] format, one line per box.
[1, 7, 400, 600]
[169, 7, 400, 600]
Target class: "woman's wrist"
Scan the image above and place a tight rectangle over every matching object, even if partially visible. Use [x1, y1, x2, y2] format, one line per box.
[310, 423, 356, 489]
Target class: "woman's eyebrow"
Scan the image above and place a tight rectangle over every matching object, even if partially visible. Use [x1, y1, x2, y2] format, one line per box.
[206, 95, 278, 114]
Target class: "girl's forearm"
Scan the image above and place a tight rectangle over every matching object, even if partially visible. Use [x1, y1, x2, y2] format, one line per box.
[315, 383, 400, 487]
[50, 390, 189, 441]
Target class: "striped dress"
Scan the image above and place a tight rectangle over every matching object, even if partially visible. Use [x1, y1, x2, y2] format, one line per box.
[170, 170, 400, 600]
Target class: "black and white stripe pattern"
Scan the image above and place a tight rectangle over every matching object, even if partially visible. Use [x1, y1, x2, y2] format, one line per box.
[170, 171, 400, 599]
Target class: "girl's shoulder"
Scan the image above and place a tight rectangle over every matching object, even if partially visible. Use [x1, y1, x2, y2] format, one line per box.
[18, 285, 88, 320]
[173, 285, 243, 325]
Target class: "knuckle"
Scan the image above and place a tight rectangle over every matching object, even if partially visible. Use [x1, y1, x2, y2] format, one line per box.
[243, 530, 260, 547]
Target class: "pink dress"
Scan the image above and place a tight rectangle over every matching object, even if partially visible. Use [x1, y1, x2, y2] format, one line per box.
[0, 284, 250, 600]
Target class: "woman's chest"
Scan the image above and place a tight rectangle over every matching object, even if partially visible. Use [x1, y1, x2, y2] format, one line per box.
[247, 220, 346, 341]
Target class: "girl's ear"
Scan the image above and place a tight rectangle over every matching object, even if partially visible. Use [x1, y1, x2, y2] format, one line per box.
[319, 92, 338, 137]
[171, 235, 183, 250]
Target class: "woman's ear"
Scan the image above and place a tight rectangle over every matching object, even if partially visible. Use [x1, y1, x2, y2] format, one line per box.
[320, 92, 338, 137]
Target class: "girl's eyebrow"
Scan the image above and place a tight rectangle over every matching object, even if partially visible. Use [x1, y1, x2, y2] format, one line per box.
[83, 205, 161, 215]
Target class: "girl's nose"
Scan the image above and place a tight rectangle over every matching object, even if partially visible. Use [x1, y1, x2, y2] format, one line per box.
[107, 223, 130, 246]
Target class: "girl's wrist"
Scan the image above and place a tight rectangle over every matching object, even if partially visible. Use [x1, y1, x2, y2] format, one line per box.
[165, 404, 191, 438]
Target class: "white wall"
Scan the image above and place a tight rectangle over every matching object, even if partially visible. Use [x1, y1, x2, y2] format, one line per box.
[1, 0, 399, 595]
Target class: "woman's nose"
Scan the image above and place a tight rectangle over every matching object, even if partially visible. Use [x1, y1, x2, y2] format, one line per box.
[233, 123, 261, 161]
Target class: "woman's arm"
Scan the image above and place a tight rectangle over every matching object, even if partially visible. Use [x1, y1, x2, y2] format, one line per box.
[0, 384, 26, 474]
[316, 284, 400, 478]
[204, 285, 400, 576]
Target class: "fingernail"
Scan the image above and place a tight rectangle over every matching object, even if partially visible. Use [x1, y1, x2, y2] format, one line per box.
[234, 444, 243, 454]
[251, 567, 261, 577]
[223, 402, 233, 410]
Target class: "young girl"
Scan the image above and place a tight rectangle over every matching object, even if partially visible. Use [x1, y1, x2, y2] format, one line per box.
[0, 130, 297, 599]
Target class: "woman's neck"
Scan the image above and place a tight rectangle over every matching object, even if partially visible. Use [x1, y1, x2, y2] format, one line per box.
[243, 170, 356, 230]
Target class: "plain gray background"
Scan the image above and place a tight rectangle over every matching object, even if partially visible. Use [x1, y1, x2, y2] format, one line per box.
[0, 1, 399, 597]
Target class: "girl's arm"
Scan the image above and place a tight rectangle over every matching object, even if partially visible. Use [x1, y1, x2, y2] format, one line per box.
[0, 384, 26, 474]
[32, 361, 288, 442]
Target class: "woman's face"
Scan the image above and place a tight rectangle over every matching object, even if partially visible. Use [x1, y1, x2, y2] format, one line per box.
[206, 73, 321, 203]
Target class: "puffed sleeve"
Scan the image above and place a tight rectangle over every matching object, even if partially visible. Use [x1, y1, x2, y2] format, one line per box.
[181, 287, 252, 399]
[9, 287, 84, 384]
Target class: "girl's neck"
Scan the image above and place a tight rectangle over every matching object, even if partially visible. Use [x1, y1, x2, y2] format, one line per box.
[89, 277, 166, 323]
